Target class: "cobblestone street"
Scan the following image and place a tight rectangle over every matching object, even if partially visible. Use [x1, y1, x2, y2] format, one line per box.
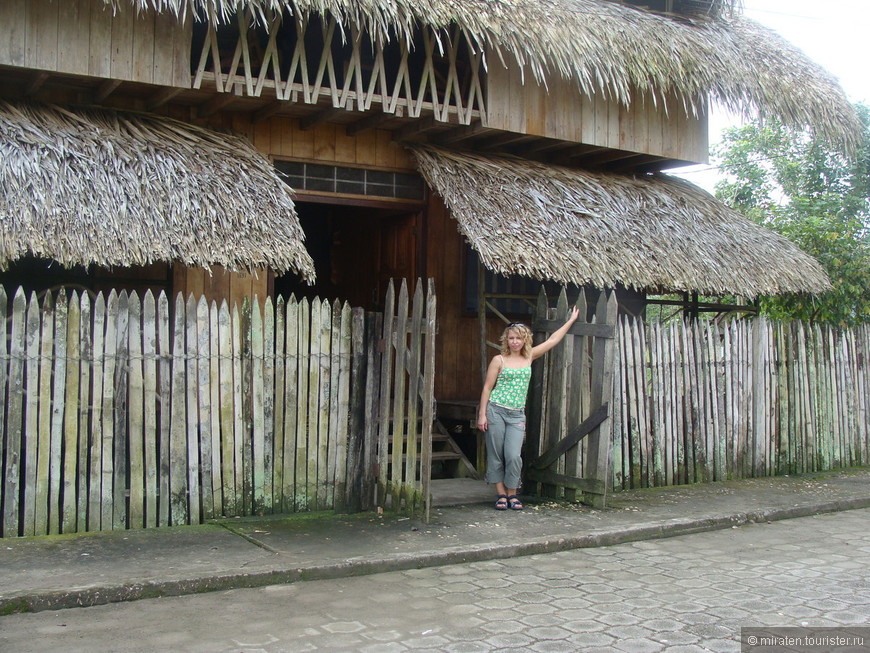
[3, 508, 869, 652]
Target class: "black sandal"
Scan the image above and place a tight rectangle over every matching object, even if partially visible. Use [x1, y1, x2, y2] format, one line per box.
[507, 495, 524, 510]
[494, 494, 508, 510]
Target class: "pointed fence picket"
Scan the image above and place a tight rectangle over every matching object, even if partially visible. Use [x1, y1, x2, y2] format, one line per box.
[612, 318, 870, 489]
[0, 282, 435, 538]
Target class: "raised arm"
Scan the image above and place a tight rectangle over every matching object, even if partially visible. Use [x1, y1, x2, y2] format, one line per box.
[530, 305, 580, 360]
[477, 355, 503, 431]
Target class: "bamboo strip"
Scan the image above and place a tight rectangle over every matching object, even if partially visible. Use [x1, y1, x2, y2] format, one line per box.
[208, 300, 222, 516]
[22, 293, 41, 536]
[127, 293, 145, 529]
[169, 293, 188, 525]
[184, 295, 201, 524]
[231, 302, 245, 514]
[196, 296, 214, 520]
[305, 299, 322, 510]
[251, 297, 266, 514]
[142, 291, 158, 529]
[262, 297, 275, 513]
[240, 299, 253, 515]
[3, 290, 26, 537]
[272, 297, 286, 513]
[156, 292, 171, 527]
[376, 282, 395, 506]
[405, 282, 424, 512]
[295, 298, 310, 512]
[390, 282, 410, 509]
[51, 291, 70, 534]
[283, 297, 299, 512]
[218, 301, 235, 515]
[112, 292, 129, 531]
[332, 302, 353, 512]
[34, 293, 55, 534]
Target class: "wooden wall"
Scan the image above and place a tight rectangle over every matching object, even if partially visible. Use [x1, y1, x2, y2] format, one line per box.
[485, 53, 709, 164]
[0, 0, 190, 87]
[173, 266, 269, 312]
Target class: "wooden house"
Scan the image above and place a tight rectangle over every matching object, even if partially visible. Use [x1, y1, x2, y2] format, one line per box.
[0, 0, 859, 398]
[0, 0, 863, 532]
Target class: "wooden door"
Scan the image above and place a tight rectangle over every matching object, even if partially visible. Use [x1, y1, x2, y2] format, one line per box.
[524, 288, 618, 508]
[374, 213, 419, 309]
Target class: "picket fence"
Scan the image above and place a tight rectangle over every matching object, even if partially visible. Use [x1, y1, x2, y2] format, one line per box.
[0, 280, 436, 538]
[611, 318, 870, 490]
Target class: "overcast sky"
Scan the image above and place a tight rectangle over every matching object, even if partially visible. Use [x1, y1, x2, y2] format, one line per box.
[670, 0, 869, 190]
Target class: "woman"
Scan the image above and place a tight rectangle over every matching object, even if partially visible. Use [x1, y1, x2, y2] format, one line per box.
[477, 307, 580, 510]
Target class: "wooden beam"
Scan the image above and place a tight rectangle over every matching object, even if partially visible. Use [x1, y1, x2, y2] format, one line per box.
[392, 115, 439, 143]
[252, 101, 285, 124]
[530, 404, 609, 470]
[24, 72, 50, 97]
[533, 319, 615, 339]
[92, 79, 123, 103]
[145, 86, 183, 111]
[432, 120, 489, 146]
[474, 131, 537, 150]
[300, 106, 343, 131]
[524, 469, 606, 496]
[606, 154, 667, 173]
[514, 139, 577, 156]
[572, 148, 642, 167]
[346, 109, 400, 136]
[196, 92, 237, 118]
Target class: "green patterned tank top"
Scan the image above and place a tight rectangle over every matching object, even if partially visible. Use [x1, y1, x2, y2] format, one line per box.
[489, 359, 532, 410]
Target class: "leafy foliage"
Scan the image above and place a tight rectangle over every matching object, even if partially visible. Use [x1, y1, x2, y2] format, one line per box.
[713, 104, 870, 325]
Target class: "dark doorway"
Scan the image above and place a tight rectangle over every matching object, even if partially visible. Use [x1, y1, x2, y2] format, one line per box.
[274, 201, 422, 311]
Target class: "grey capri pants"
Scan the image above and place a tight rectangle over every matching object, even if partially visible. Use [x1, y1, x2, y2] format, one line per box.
[484, 402, 526, 489]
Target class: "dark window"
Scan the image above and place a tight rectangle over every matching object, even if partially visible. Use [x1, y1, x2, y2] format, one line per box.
[274, 161, 425, 200]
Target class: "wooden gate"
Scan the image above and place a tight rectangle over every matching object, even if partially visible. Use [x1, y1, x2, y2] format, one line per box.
[525, 288, 618, 508]
[374, 278, 437, 521]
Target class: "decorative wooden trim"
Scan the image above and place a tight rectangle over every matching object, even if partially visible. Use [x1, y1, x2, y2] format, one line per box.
[194, 12, 485, 127]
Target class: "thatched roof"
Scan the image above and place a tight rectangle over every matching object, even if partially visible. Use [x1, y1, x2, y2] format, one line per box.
[412, 145, 831, 297]
[116, 0, 860, 152]
[0, 100, 315, 280]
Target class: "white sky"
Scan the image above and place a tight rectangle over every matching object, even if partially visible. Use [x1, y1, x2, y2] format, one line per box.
[669, 0, 870, 190]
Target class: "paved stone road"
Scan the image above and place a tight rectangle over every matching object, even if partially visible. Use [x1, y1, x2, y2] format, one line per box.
[2, 509, 869, 652]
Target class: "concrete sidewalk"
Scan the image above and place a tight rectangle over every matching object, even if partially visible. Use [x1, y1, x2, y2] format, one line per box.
[2, 469, 869, 615]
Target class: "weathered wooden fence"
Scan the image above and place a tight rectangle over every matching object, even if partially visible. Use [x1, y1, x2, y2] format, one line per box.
[375, 279, 437, 521]
[612, 318, 870, 490]
[0, 279, 437, 538]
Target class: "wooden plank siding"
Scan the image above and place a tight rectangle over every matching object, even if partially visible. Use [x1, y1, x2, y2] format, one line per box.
[0, 0, 190, 87]
[485, 53, 708, 164]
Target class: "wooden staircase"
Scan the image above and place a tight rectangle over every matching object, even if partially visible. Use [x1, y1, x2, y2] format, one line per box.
[387, 418, 480, 481]
[432, 419, 481, 479]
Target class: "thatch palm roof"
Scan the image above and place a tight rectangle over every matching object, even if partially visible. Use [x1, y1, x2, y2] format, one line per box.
[117, 0, 860, 152]
[412, 145, 831, 297]
[0, 101, 315, 280]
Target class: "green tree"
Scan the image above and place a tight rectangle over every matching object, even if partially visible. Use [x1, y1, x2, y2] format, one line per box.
[713, 103, 870, 326]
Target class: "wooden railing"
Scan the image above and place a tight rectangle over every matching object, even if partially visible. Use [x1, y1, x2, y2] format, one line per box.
[194, 11, 486, 125]
[612, 318, 870, 490]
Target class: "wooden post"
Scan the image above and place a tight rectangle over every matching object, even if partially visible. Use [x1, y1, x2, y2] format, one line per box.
[583, 290, 618, 508]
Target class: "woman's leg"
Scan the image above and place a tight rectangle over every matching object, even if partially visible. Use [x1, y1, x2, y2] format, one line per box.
[484, 404, 507, 488]
[501, 411, 525, 491]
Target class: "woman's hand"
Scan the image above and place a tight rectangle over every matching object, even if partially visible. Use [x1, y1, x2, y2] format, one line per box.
[567, 305, 580, 324]
[477, 415, 488, 431]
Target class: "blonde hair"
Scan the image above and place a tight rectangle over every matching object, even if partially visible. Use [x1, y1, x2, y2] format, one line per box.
[499, 323, 533, 358]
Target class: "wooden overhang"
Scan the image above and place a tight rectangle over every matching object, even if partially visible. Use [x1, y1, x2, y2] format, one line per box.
[412, 146, 832, 298]
[0, 100, 315, 280]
